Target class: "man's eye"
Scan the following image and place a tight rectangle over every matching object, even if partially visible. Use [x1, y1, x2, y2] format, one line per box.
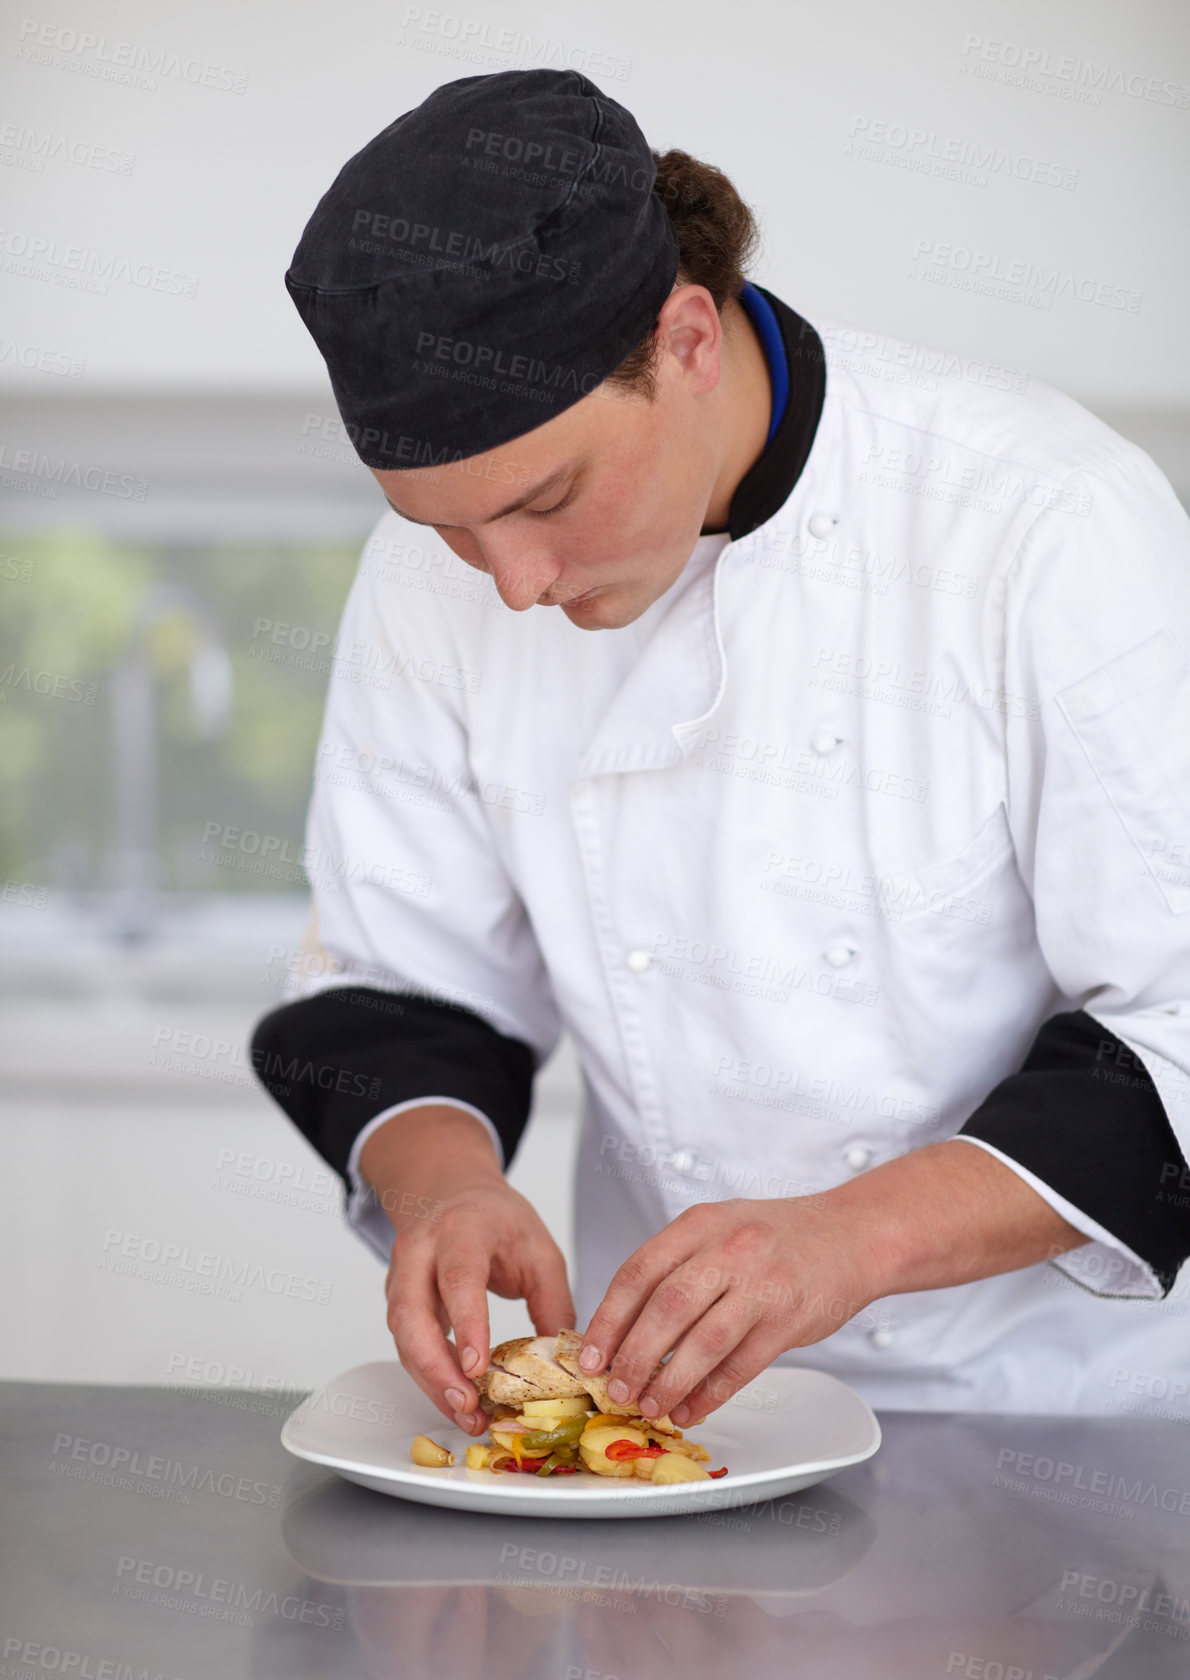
[526, 489, 576, 519]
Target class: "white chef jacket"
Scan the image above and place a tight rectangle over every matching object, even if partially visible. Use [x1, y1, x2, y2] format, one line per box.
[284, 311, 1190, 1416]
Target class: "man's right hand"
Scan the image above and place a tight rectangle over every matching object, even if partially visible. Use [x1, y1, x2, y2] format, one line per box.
[359, 1104, 575, 1434]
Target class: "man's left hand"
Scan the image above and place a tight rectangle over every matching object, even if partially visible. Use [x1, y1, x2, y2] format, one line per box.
[576, 1139, 1091, 1424]
[575, 1194, 878, 1426]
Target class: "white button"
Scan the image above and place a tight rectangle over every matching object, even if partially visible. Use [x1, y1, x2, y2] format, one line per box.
[811, 731, 841, 755]
[626, 949, 652, 972]
[843, 1145, 871, 1172]
[807, 512, 837, 540]
[668, 1149, 698, 1176]
[824, 945, 856, 968]
[868, 1326, 894, 1351]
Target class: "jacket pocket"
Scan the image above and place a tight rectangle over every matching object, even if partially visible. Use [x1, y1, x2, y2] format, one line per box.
[1057, 628, 1190, 915]
[877, 802, 1017, 925]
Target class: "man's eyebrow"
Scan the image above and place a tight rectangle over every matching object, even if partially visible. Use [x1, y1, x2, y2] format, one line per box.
[381, 464, 574, 528]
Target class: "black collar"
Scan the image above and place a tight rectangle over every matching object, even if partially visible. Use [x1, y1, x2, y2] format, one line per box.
[705, 286, 826, 544]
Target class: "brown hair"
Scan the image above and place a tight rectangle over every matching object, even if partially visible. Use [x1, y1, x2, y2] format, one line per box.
[604, 148, 761, 401]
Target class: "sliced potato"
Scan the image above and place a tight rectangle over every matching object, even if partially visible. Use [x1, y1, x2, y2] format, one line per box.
[409, 1434, 454, 1467]
[578, 1448, 635, 1479]
[464, 1444, 491, 1470]
[580, 1423, 648, 1451]
[574, 1409, 682, 1438]
[520, 1397, 591, 1419]
[651, 1451, 711, 1484]
[662, 1437, 711, 1461]
[632, 1456, 657, 1480]
[578, 1423, 648, 1478]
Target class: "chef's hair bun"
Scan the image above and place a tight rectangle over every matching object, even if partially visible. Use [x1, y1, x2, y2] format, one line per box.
[606, 148, 760, 400]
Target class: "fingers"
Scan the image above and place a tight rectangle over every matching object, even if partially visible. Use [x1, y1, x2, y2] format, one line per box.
[578, 1213, 706, 1380]
[523, 1240, 576, 1338]
[434, 1241, 493, 1392]
[384, 1194, 581, 1439]
[605, 1259, 732, 1410]
[631, 1295, 758, 1420]
[665, 1323, 781, 1425]
[385, 1233, 488, 1435]
[593, 1255, 729, 1411]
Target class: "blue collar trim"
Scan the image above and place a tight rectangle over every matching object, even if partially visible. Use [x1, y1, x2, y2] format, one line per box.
[737, 280, 790, 449]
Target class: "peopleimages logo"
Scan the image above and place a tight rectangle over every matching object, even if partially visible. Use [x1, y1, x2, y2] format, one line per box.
[350, 207, 581, 285]
[0, 228, 198, 296]
[114, 1554, 344, 1630]
[958, 33, 1189, 107]
[99, 1229, 334, 1305]
[1, 1635, 185, 1679]
[0, 441, 147, 499]
[847, 115, 1079, 191]
[51, 1431, 281, 1506]
[0, 121, 135, 174]
[995, 1445, 1190, 1516]
[0, 336, 85, 377]
[910, 239, 1142, 313]
[1058, 1570, 1190, 1627]
[412, 331, 602, 400]
[14, 18, 249, 93]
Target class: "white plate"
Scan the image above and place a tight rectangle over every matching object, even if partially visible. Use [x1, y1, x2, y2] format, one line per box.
[281, 1360, 881, 1520]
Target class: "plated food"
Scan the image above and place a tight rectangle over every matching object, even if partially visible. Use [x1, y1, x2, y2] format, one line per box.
[408, 1331, 727, 1482]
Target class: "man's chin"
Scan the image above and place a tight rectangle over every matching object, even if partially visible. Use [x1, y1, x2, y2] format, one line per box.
[559, 585, 647, 630]
[561, 601, 622, 630]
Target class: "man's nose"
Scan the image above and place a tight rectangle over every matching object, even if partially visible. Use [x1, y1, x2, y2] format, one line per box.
[479, 535, 561, 611]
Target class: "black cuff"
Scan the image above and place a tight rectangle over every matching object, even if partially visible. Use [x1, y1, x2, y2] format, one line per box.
[957, 1009, 1190, 1293]
[249, 987, 536, 1182]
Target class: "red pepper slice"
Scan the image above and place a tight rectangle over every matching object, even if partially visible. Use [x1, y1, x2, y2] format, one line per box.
[604, 1439, 666, 1462]
[504, 1456, 583, 1475]
[708, 1467, 728, 1479]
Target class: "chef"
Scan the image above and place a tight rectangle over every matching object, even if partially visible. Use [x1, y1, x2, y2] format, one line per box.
[253, 67, 1190, 1434]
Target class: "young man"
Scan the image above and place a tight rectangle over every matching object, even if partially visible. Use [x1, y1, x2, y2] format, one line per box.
[254, 68, 1190, 1434]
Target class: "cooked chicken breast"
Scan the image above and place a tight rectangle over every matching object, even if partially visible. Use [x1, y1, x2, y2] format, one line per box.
[554, 1329, 677, 1430]
[475, 1330, 677, 1432]
[473, 1335, 589, 1405]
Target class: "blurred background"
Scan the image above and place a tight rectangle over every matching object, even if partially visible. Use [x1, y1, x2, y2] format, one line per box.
[1, 0, 1187, 1388]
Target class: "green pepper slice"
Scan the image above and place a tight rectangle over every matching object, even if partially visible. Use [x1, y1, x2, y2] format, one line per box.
[519, 1416, 587, 1453]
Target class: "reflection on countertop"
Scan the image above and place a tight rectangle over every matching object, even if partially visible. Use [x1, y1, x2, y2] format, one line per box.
[4, 1381, 1189, 1679]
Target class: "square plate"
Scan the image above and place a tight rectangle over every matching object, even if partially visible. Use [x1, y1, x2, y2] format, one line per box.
[281, 1360, 881, 1520]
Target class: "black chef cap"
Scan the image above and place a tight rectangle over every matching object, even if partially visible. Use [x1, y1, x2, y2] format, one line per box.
[285, 68, 680, 470]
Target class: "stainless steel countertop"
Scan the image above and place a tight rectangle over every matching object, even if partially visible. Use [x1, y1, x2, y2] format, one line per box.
[5, 1382, 1189, 1678]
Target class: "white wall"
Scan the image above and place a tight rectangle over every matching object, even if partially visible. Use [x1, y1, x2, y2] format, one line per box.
[1, 0, 1187, 408]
